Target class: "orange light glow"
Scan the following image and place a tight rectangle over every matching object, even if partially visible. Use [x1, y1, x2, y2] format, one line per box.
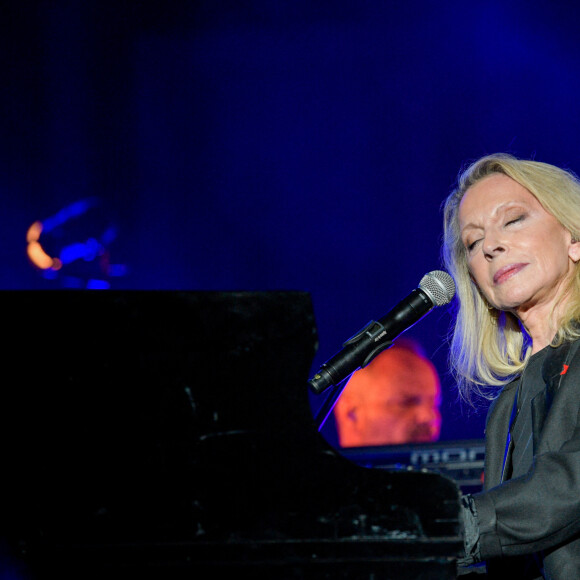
[26, 221, 62, 271]
[27, 241, 55, 270]
[26, 221, 43, 243]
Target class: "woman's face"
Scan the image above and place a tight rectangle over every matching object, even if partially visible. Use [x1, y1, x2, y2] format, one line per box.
[458, 173, 580, 319]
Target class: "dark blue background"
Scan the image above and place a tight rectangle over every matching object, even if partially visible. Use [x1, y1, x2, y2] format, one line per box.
[4, 0, 580, 443]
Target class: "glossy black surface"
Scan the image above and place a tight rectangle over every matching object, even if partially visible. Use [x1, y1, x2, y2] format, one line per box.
[0, 291, 461, 578]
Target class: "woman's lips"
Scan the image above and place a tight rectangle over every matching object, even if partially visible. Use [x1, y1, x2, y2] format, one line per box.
[493, 263, 528, 285]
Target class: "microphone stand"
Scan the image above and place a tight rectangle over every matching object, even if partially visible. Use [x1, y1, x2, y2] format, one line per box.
[313, 375, 351, 431]
[312, 340, 395, 431]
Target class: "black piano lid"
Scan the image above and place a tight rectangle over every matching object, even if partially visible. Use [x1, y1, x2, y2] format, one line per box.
[0, 290, 462, 578]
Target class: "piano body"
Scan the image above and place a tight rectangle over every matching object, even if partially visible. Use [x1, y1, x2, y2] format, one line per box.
[0, 291, 462, 578]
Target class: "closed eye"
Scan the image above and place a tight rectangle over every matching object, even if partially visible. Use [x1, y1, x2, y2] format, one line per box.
[466, 239, 481, 252]
[506, 214, 524, 226]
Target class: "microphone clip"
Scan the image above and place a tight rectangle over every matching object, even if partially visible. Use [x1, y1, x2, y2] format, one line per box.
[343, 320, 394, 368]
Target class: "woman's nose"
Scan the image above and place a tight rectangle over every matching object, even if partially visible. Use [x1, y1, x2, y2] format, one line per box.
[482, 232, 507, 259]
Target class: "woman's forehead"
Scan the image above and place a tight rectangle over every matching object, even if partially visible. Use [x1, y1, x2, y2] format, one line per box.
[458, 174, 539, 226]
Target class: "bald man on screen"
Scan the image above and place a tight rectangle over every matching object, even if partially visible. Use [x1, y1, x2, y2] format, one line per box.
[333, 339, 442, 447]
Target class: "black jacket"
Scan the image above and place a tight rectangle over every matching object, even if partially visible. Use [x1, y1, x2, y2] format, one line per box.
[474, 339, 580, 578]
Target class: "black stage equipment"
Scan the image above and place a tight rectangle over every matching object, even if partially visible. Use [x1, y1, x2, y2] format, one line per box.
[0, 291, 462, 579]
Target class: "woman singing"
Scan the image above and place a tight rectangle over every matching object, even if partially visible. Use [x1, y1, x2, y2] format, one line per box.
[442, 153, 580, 578]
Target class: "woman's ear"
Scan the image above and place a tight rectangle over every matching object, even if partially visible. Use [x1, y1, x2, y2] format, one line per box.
[569, 236, 580, 263]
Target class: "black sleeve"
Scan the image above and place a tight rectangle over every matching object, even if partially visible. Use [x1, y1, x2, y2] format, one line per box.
[457, 494, 482, 568]
[474, 411, 580, 559]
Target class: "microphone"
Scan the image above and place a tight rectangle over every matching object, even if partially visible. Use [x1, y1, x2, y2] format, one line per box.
[308, 270, 456, 395]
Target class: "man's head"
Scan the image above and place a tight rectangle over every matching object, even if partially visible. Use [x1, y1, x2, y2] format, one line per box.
[333, 339, 441, 447]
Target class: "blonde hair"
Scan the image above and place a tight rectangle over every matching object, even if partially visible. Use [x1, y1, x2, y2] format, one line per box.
[442, 153, 580, 405]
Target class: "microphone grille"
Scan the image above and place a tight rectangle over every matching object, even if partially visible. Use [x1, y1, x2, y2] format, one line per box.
[419, 270, 456, 307]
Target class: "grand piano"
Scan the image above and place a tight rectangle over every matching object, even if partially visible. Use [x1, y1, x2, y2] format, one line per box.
[0, 291, 462, 578]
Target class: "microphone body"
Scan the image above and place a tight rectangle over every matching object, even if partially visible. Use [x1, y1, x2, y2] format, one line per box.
[308, 271, 455, 395]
